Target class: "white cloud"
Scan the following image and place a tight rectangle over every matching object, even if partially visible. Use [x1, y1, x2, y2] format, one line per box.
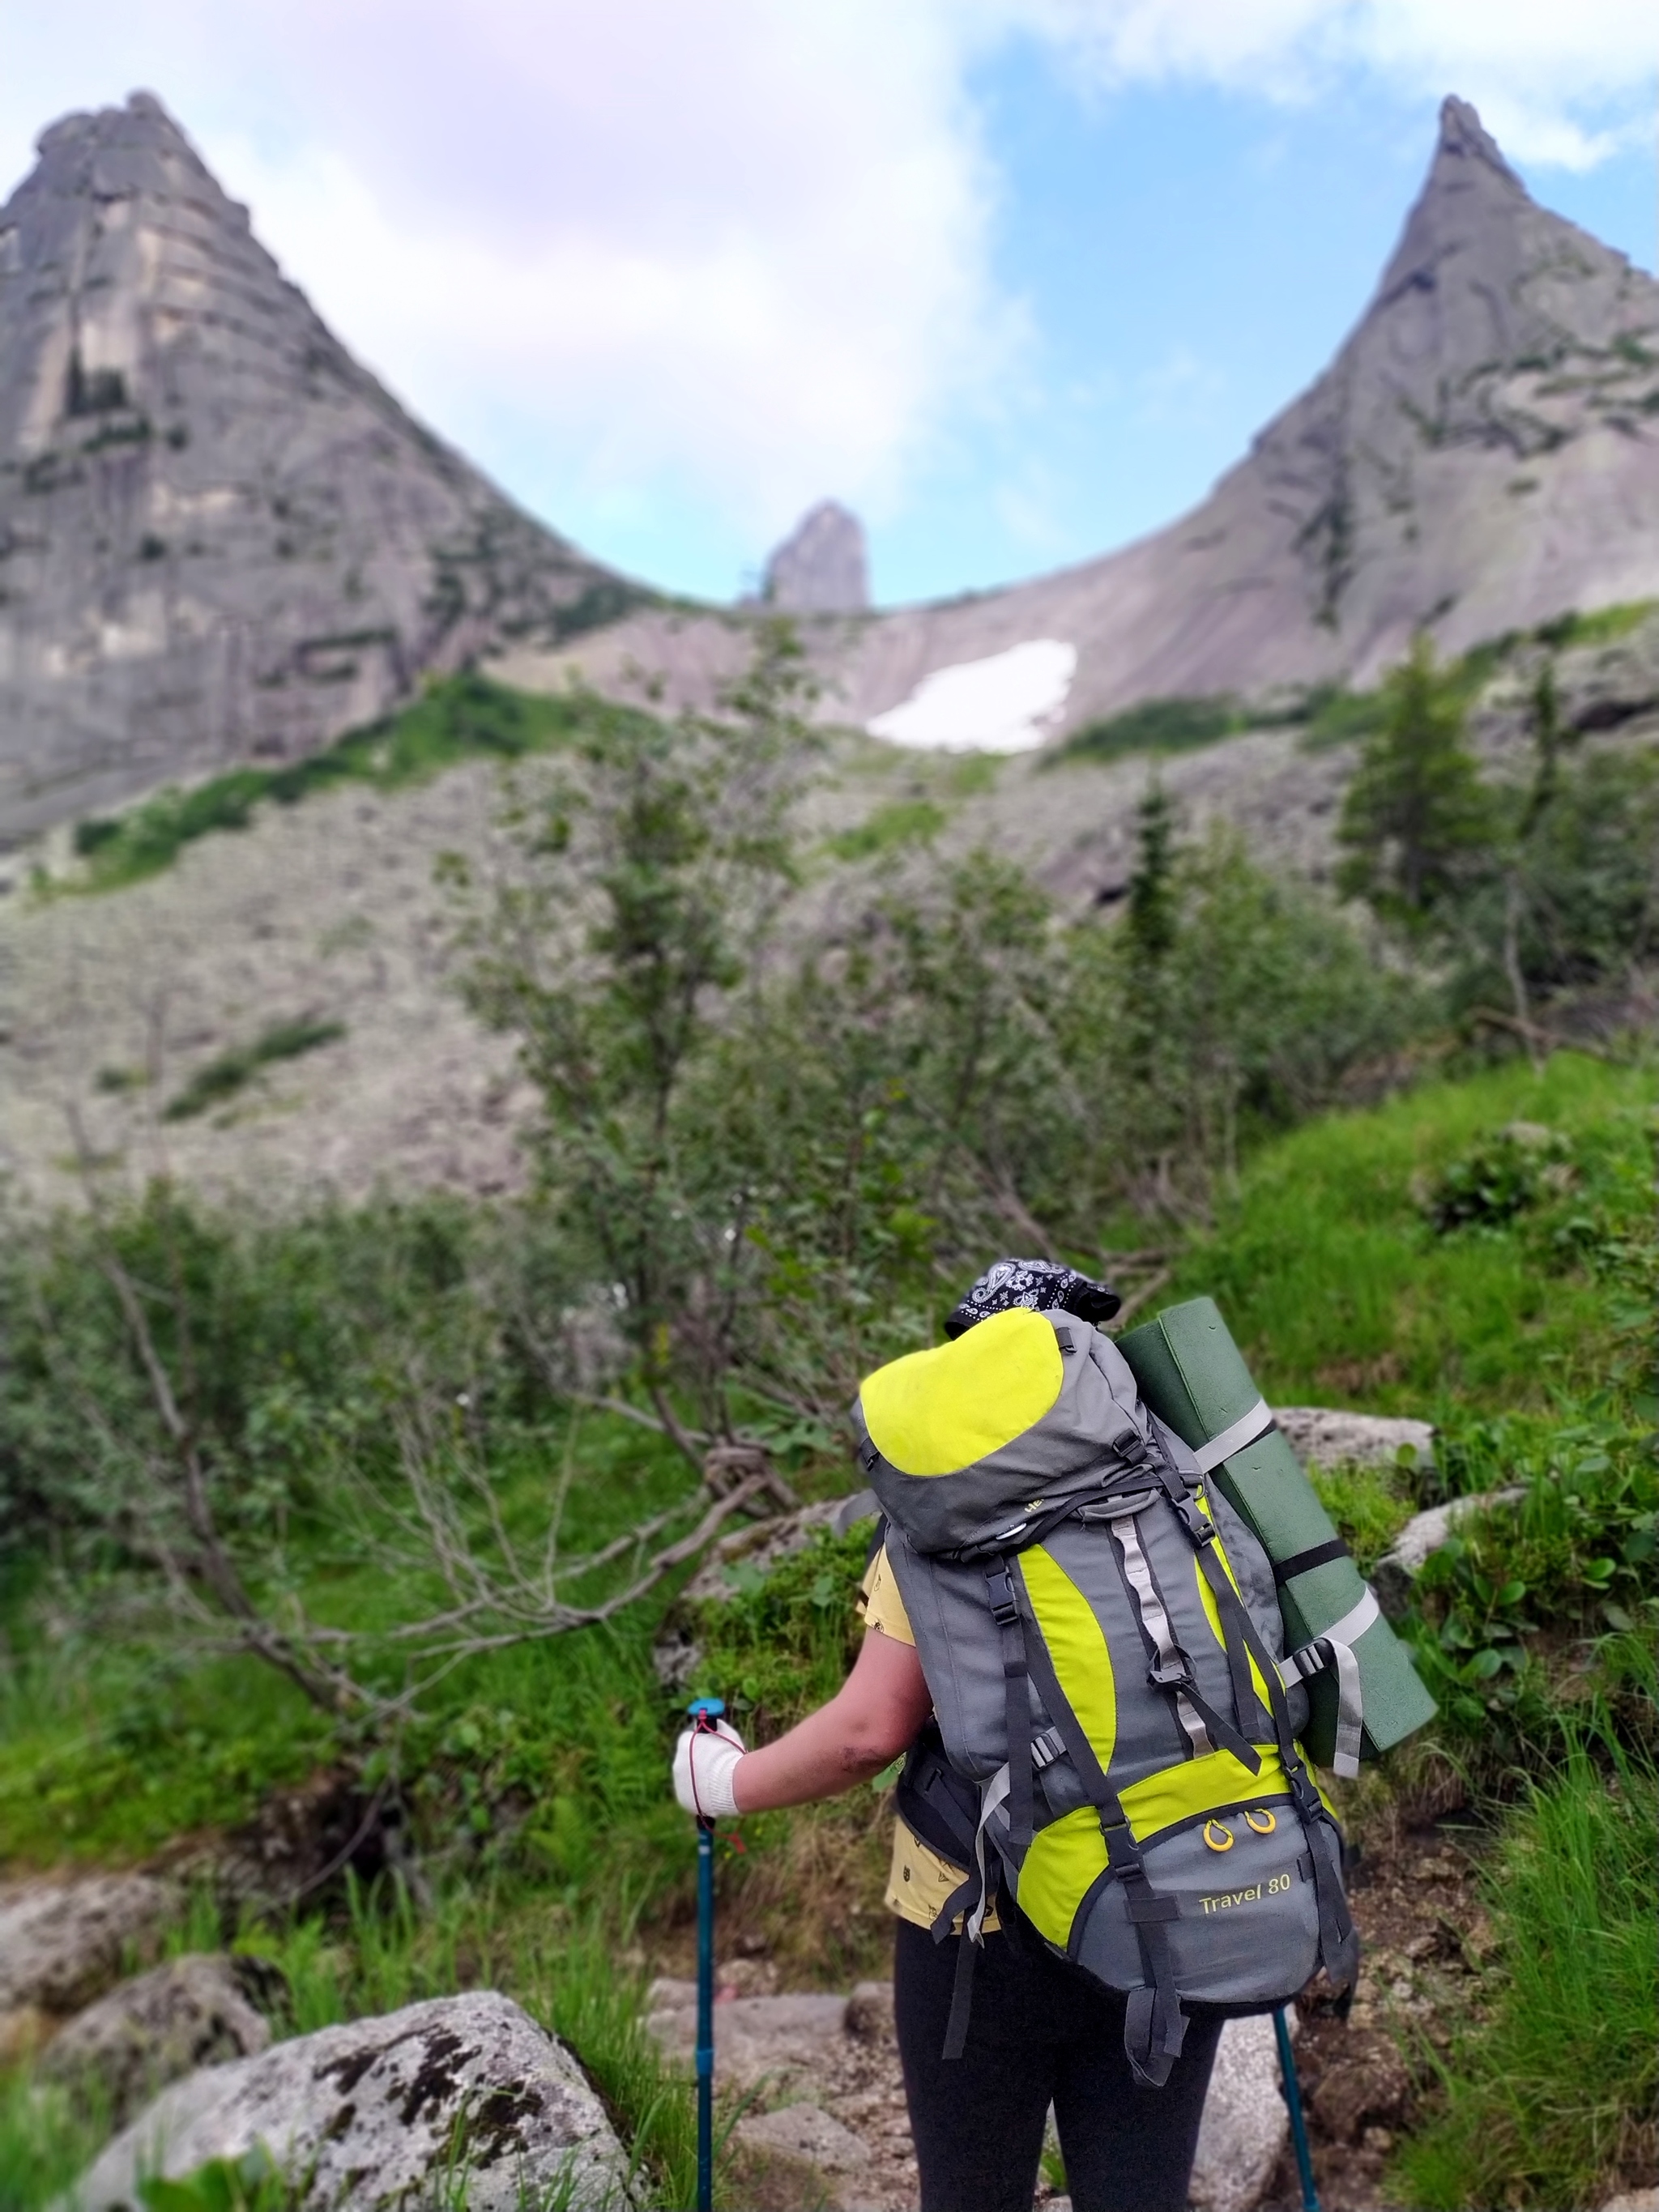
[1011, 0, 1657, 168]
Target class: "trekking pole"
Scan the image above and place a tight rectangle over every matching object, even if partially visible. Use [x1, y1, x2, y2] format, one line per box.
[1273, 2006, 1321, 2212]
[686, 1697, 724, 2212]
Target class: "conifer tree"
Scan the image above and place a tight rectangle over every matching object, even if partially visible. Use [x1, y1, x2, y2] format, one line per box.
[1336, 636, 1491, 923]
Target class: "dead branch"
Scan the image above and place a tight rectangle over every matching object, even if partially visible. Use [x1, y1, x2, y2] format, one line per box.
[1467, 1006, 1631, 1065]
[1104, 1266, 1173, 1334]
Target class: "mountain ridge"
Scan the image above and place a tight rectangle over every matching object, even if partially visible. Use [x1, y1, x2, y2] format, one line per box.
[508, 98, 1659, 745]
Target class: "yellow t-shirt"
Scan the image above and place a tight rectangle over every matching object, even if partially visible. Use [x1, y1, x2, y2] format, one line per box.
[859, 1541, 1000, 1934]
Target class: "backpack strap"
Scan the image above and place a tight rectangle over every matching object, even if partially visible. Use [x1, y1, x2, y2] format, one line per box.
[1107, 1513, 1263, 1773]
[1011, 1558, 1188, 2087]
[986, 1558, 1034, 1856]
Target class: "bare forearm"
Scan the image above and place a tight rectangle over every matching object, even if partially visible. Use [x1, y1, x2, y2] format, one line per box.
[731, 1630, 932, 1813]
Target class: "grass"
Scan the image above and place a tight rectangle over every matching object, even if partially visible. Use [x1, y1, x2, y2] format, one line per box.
[1054, 693, 1246, 765]
[62, 673, 601, 893]
[161, 1019, 347, 1122]
[1060, 599, 1659, 768]
[1164, 1052, 1656, 1413]
[823, 799, 947, 862]
[1393, 1740, 1658, 2210]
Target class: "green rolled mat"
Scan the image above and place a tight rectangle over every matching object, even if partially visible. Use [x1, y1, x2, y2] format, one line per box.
[1118, 1296, 1436, 1771]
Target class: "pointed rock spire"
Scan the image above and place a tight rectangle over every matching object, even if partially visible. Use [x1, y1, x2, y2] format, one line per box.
[0, 93, 631, 836]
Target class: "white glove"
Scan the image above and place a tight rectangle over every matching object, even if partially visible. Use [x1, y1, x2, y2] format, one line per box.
[674, 1716, 747, 1818]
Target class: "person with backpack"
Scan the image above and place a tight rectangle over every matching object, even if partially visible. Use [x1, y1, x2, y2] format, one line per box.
[674, 1258, 1358, 2212]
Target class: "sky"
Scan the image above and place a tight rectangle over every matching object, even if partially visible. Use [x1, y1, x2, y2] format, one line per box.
[2, 2, 1655, 608]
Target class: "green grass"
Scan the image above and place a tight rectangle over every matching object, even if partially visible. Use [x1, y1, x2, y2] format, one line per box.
[1054, 693, 1245, 765]
[161, 1019, 348, 1122]
[62, 673, 601, 893]
[1534, 599, 1657, 651]
[1393, 1740, 1658, 2210]
[1166, 1053, 1655, 1413]
[823, 798, 947, 862]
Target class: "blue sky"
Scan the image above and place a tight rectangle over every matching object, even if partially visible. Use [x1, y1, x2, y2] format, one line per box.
[2, 2, 1654, 607]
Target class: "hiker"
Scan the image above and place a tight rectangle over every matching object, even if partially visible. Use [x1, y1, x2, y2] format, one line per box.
[675, 1257, 1357, 2212]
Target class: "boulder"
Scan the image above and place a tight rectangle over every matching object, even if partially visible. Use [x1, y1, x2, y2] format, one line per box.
[64, 1990, 628, 2212]
[1598, 2193, 1659, 2212]
[0, 1874, 179, 2014]
[39, 1954, 284, 2129]
[731, 2103, 874, 2210]
[645, 1989, 851, 2095]
[1372, 1488, 1529, 1618]
[1188, 2014, 1294, 2212]
[1272, 1409, 1435, 1474]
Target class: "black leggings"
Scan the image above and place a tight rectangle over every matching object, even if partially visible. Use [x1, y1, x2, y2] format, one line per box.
[893, 1912, 1223, 2212]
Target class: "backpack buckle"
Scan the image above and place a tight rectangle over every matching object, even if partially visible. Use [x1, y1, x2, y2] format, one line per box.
[1145, 1656, 1196, 1694]
[985, 1563, 1020, 1628]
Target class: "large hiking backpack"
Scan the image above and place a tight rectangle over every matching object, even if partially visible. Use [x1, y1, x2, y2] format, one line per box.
[852, 1304, 1359, 2087]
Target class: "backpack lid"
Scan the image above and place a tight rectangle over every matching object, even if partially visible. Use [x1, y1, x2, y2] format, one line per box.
[855, 1307, 1153, 1556]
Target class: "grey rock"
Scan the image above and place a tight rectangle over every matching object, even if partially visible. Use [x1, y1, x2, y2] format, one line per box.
[646, 1990, 850, 2094]
[842, 1980, 895, 2045]
[39, 1953, 283, 2129]
[734, 2102, 872, 2173]
[1272, 1409, 1435, 1474]
[656, 1490, 879, 1690]
[0, 93, 631, 838]
[1598, 2193, 1659, 2212]
[763, 502, 869, 615]
[1374, 1488, 1529, 1619]
[63, 1989, 629, 2212]
[679, 1493, 879, 1609]
[0, 1873, 178, 2014]
[1188, 2013, 1295, 2212]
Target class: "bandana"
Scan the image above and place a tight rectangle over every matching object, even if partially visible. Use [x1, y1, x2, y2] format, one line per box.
[943, 1256, 1121, 1340]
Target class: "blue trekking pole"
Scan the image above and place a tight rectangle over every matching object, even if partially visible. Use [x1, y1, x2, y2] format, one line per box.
[1274, 2007, 1321, 2212]
[686, 1698, 724, 2212]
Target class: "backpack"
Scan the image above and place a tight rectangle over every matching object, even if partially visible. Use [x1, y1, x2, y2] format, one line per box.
[852, 1304, 1358, 2088]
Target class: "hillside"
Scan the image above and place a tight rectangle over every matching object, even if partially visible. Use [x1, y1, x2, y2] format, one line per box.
[0, 94, 638, 838]
[3, 602, 1655, 1212]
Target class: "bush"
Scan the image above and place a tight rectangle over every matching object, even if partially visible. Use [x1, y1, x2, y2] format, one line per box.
[161, 1018, 347, 1122]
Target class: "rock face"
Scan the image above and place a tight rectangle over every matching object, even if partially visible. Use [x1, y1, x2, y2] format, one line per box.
[763, 501, 868, 615]
[66, 1990, 629, 2212]
[39, 1953, 284, 2129]
[0, 93, 633, 837]
[0, 1873, 178, 2015]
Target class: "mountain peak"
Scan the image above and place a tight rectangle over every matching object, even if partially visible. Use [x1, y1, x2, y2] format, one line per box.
[0, 92, 629, 835]
[1433, 95, 1525, 192]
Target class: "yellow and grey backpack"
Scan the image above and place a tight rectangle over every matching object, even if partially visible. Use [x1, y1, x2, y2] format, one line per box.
[853, 1305, 1361, 2087]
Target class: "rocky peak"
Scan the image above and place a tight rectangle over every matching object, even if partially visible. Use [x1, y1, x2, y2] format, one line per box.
[0, 92, 631, 837]
[761, 501, 869, 615]
[1248, 96, 1659, 633]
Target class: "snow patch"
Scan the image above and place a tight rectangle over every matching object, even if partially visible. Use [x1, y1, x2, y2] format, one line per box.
[867, 639, 1077, 753]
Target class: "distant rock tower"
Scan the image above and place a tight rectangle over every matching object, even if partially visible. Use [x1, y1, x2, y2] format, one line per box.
[761, 501, 869, 614]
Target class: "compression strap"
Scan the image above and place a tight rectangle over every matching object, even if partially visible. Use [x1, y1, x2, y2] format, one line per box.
[1192, 1397, 1274, 1473]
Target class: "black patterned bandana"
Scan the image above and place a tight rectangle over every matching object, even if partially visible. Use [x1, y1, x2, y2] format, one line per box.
[943, 1257, 1121, 1340]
